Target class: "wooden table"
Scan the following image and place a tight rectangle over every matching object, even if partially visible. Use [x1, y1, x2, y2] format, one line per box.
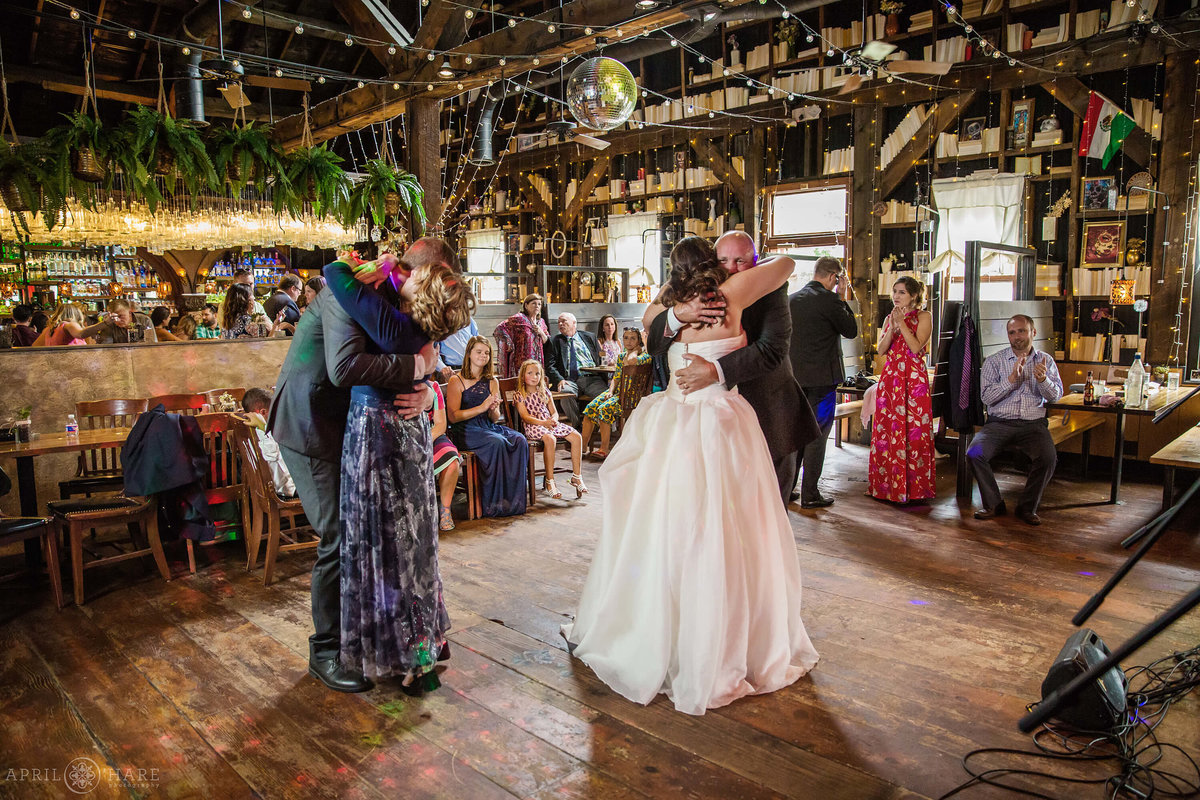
[1150, 423, 1200, 510]
[1047, 387, 1198, 504]
[580, 365, 616, 375]
[0, 429, 130, 567]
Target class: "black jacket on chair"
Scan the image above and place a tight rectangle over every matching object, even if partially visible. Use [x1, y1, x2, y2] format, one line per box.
[267, 286, 416, 464]
[546, 330, 602, 387]
[647, 286, 820, 461]
[788, 280, 859, 388]
[121, 405, 214, 541]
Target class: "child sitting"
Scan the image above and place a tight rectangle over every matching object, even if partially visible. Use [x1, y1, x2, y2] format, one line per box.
[581, 327, 651, 457]
[240, 387, 296, 497]
[514, 359, 586, 499]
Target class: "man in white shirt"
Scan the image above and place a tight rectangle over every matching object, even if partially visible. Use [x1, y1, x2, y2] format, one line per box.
[968, 314, 1063, 526]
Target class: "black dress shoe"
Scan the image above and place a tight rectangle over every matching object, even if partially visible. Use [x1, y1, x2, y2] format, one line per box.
[800, 495, 835, 509]
[789, 490, 801, 502]
[973, 502, 1007, 520]
[308, 658, 374, 693]
[1016, 510, 1042, 526]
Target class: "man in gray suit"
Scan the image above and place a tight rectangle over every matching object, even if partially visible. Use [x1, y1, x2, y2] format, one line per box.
[788, 256, 858, 508]
[268, 248, 436, 693]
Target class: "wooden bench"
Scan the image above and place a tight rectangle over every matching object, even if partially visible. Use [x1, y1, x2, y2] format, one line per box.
[833, 400, 864, 448]
[1046, 411, 1105, 476]
[1150, 424, 1200, 511]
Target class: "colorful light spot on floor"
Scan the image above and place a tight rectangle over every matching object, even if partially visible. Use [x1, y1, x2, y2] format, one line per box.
[910, 599, 929, 606]
[1079, 571, 1096, 576]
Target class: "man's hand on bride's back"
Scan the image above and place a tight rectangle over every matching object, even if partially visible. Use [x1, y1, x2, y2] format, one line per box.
[674, 291, 727, 326]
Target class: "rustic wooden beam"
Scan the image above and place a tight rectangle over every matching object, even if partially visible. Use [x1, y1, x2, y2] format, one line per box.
[1147, 52, 1196, 365]
[744, 127, 765, 233]
[335, 1, 404, 72]
[411, 1, 454, 52]
[851, 104, 880, 356]
[562, 155, 611, 230]
[408, 99, 444, 227]
[688, 138, 747, 202]
[1041, 77, 1153, 168]
[520, 175, 554, 222]
[879, 90, 977, 200]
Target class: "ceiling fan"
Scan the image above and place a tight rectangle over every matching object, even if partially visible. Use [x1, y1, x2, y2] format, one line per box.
[544, 119, 611, 150]
[837, 40, 954, 95]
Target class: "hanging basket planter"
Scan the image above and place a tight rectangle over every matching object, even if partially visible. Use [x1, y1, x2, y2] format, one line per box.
[72, 147, 106, 182]
[227, 158, 244, 185]
[154, 144, 176, 177]
[384, 191, 402, 219]
[0, 180, 32, 212]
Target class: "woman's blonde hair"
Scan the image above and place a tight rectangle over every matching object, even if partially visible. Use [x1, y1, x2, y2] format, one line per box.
[175, 314, 199, 339]
[406, 262, 477, 342]
[458, 335, 495, 382]
[892, 275, 926, 309]
[50, 302, 85, 329]
[516, 358, 548, 399]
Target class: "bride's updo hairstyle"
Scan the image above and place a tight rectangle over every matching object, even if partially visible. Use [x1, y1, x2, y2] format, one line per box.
[659, 237, 727, 321]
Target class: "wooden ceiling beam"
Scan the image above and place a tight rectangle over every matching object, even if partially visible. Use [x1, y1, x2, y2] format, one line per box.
[562, 155, 611, 229]
[334, 1, 404, 73]
[273, 0, 724, 147]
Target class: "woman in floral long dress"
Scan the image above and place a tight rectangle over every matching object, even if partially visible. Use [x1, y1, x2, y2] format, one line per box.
[868, 276, 936, 503]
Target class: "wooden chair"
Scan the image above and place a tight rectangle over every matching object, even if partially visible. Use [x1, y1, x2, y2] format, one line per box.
[184, 413, 252, 574]
[203, 388, 246, 409]
[58, 398, 148, 500]
[438, 382, 480, 521]
[497, 376, 539, 506]
[46, 496, 168, 606]
[0, 466, 63, 608]
[236, 422, 317, 586]
[502, 382, 572, 505]
[614, 360, 655, 435]
[147, 393, 207, 415]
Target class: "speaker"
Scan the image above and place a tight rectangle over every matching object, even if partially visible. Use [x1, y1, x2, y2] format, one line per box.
[1038, 629, 1128, 731]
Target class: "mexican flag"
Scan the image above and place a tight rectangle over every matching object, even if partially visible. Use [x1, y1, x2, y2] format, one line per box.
[1079, 91, 1137, 168]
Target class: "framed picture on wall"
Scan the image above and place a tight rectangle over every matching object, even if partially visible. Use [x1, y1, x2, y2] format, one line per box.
[1081, 176, 1116, 210]
[1011, 98, 1034, 147]
[1080, 220, 1126, 268]
[960, 116, 986, 142]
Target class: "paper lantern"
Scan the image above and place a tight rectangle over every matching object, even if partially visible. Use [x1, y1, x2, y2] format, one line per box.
[1109, 278, 1137, 305]
[566, 57, 637, 131]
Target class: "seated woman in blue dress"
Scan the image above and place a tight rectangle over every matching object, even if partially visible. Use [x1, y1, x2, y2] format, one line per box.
[446, 336, 529, 517]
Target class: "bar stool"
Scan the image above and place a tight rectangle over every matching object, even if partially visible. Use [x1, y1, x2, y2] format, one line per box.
[46, 496, 170, 606]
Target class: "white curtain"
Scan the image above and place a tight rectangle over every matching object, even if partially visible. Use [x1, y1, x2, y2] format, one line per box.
[464, 227, 506, 303]
[607, 212, 661, 300]
[930, 174, 1026, 300]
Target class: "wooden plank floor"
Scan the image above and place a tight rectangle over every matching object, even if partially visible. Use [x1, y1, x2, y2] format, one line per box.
[2, 444, 1198, 799]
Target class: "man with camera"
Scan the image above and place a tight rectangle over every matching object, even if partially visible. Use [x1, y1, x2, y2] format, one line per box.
[788, 257, 858, 508]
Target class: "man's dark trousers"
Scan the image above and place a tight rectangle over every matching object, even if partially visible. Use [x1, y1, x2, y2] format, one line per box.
[795, 385, 836, 502]
[967, 418, 1057, 514]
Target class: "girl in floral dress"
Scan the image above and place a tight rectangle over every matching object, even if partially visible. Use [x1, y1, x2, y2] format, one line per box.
[868, 276, 936, 503]
[515, 359, 586, 499]
[581, 328, 651, 457]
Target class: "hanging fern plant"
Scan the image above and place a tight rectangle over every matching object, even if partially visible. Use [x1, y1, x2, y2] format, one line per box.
[208, 121, 285, 194]
[283, 143, 351, 219]
[119, 106, 219, 212]
[347, 158, 426, 233]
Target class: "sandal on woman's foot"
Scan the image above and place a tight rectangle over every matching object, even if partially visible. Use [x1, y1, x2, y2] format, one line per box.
[544, 478, 563, 499]
[570, 474, 589, 497]
[438, 505, 455, 531]
[591, 449, 608, 459]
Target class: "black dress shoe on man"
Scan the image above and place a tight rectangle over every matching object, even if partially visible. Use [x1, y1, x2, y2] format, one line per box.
[800, 495, 835, 509]
[973, 502, 1007, 520]
[1016, 510, 1042, 526]
[789, 490, 801, 503]
[308, 658, 374, 693]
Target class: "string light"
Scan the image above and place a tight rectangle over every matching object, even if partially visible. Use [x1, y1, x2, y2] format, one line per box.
[181, 46, 190, 55]
[317, 75, 326, 84]
[344, 35, 354, 46]
[242, 7, 252, 19]
[69, 7, 79, 19]
[127, 29, 136, 38]
[387, 44, 397, 55]
[294, 23, 303, 34]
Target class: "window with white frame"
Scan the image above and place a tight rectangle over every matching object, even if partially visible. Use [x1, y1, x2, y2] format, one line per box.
[607, 212, 661, 301]
[765, 180, 850, 291]
[930, 174, 1026, 301]
[463, 227, 506, 303]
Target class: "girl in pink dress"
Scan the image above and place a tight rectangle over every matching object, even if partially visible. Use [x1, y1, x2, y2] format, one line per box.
[515, 359, 586, 499]
[869, 276, 936, 503]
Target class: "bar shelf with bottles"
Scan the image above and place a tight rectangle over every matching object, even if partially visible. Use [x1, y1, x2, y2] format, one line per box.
[1, 242, 173, 315]
[207, 248, 293, 289]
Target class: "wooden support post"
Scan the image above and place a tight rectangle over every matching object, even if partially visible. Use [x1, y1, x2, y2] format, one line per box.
[688, 138, 747, 201]
[1147, 54, 1196, 365]
[409, 99, 444, 230]
[852, 104, 881, 360]
[745, 128, 765, 235]
[562, 155, 611, 230]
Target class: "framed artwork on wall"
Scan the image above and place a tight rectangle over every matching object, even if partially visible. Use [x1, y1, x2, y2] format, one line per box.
[1080, 220, 1126, 268]
[1082, 176, 1116, 210]
[960, 116, 985, 142]
[1011, 98, 1034, 147]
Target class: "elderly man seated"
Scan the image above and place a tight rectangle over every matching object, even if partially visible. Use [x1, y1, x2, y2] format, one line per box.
[967, 314, 1063, 526]
[545, 311, 606, 429]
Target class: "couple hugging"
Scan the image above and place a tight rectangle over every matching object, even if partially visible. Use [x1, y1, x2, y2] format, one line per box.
[268, 238, 474, 696]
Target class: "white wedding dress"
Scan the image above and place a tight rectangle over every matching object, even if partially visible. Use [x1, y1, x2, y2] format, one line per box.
[563, 333, 819, 715]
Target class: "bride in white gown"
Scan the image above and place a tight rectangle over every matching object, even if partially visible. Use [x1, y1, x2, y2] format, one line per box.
[562, 237, 819, 716]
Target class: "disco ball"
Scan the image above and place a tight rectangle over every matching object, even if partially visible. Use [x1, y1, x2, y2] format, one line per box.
[566, 57, 637, 131]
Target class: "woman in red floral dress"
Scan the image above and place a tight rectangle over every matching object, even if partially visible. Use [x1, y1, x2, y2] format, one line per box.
[869, 276, 935, 503]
